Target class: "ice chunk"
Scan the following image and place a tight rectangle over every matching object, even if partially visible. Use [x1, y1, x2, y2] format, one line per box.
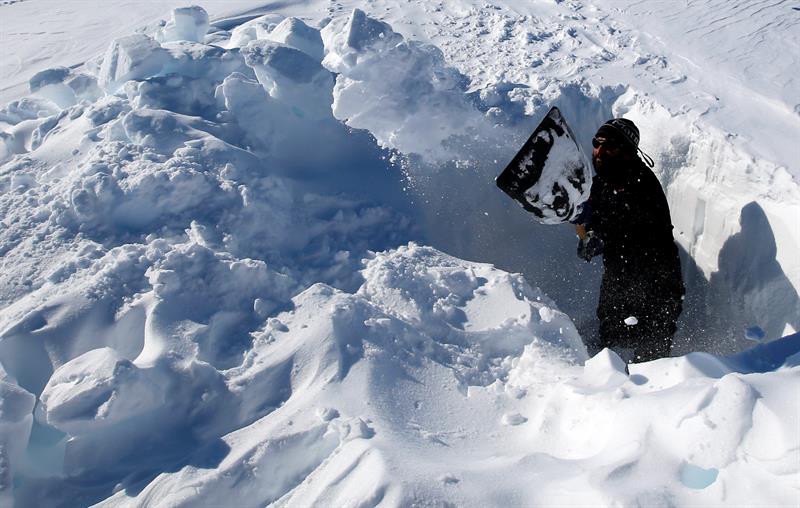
[322, 9, 402, 72]
[29, 67, 71, 92]
[343, 8, 399, 52]
[84, 95, 131, 127]
[161, 41, 252, 80]
[0, 118, 43, 163]
[0, 380, 35, 427]
[239, 40, 335, 125]
[267, 17, 324, 61]
[0, 97, 59, 125]
[242, 40, 328, 86]
[215, 72, 275, 152]
[333, 417, 376, 441]
[98, 34, 171, 93]
[66, 73, 103, 102]
[29, 67, 77, 108]
[624, 316, 639, 326]
[156, 5, 210, 43]
[226, 14, 285, 48]
[125, 74, 219, 117]
[0, 380, 35, 506]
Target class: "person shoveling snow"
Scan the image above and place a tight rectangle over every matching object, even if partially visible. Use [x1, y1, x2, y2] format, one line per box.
[498, 112, 684, 363]
[574, 118, 685, 362]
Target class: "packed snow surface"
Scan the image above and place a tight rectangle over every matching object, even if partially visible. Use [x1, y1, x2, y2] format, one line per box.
[1, 1, 799, 507]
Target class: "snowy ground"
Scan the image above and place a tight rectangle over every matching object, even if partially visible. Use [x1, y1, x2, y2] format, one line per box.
[1, 1, 799, 507]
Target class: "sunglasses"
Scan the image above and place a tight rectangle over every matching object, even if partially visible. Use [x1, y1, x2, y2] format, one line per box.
[592, 137, 621, 150]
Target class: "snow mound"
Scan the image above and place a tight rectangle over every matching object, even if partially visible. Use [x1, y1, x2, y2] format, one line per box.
[359, 243, 584, 361]
[41, 347, 163, 435]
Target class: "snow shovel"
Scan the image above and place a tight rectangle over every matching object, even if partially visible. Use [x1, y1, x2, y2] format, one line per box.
[495, 106, 591, 224]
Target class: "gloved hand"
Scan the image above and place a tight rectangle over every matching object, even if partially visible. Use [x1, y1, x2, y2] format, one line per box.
[577, 231, 603, 262]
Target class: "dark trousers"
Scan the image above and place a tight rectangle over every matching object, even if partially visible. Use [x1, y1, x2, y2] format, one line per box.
[596, 269, 684, 363]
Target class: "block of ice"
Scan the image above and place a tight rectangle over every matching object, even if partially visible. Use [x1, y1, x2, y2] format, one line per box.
[240, 40, 334, 124]
[162, 41, 252, 80]
[0, 97, 59, 125]
[29, 67, 71, 93]
[267, 17, 324, 61]
[242, 40, 326, 85]
[66, 73, 103, 102]
[226, 14, 285, 49]
[29, 67, 77, 108]
[98, 34, 171, 93]
[125, 74, 219, 117]
[156, 5, 210, 43]
[322, 9, 402, 72]
[0, 380, 35, 507]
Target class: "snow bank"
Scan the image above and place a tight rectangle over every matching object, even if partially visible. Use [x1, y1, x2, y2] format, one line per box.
[612, 92, 800, 353]
[0, 3, 798, 507]
[311, 2, 800, 355]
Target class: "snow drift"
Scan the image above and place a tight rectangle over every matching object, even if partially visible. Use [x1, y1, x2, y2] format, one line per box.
[0, 2, 798, 507]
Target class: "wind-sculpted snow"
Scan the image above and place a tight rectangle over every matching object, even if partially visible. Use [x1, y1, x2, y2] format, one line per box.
[322, 9, 500, 161]
[0, 3, 799, 507]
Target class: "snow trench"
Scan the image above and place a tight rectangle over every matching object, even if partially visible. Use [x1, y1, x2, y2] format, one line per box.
[0, 5, 798, 507]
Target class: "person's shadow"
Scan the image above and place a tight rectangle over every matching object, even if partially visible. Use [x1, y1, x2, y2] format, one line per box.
[674, 201, 800, 355]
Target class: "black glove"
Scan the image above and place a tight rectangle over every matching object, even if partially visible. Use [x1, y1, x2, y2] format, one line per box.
[577, 232, 603, 262]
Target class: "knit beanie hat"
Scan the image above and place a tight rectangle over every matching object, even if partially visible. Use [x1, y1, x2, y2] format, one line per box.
[595, 117, 654, 168]
[596, 118, 639, 149]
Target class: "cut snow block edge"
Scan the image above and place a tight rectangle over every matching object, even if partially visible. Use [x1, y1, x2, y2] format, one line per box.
[156, 6, 210, 44]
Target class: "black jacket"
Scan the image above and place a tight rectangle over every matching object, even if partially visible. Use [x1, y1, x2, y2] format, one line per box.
[584, 158, 683, 293]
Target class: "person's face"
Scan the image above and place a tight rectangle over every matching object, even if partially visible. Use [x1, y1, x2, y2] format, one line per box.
[591, 135, 624, 172]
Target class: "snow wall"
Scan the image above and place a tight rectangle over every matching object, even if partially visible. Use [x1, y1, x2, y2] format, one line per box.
[313, 10, 800, 355]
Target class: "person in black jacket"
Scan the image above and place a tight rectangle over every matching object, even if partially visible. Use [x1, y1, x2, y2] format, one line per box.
[575, 118, 684, 363]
